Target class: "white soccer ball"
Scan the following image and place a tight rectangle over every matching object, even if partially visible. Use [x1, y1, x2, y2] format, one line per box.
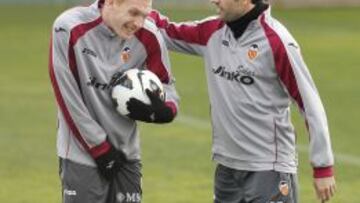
[111, 69, 165, 116]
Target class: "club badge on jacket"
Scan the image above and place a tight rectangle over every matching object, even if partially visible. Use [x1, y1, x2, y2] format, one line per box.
[248, 44, 259, 60]
[121, 47, 131, 63]
[279, 180, 289, 196]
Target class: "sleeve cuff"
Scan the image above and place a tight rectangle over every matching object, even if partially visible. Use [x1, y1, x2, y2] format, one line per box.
[313, 166, 334, 178]
[165, 101, 178, 117]
[89, 141, 111, 159]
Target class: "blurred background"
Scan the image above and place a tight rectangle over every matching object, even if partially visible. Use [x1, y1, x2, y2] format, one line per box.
[0, 0, 359, 202]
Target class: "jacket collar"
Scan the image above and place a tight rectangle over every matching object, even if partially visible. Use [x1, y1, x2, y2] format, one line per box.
[226, 2, 269, 39]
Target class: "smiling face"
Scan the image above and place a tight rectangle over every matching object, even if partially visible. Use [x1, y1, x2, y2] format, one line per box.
[210, 0, 255, 22]
[102, 0, 151, 39]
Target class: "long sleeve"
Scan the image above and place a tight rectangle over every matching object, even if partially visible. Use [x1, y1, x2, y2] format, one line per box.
[149, 10, 224, 56]
[285, 45, 334, 178]
[260, 14, 334, 178]
[49, 18, 108, 158]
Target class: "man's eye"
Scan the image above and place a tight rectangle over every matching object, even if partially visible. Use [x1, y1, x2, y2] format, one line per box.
[129, 9, 140, 16]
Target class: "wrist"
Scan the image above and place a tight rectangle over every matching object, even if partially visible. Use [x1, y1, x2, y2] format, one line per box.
[153, 105, 175, 123]
[313, 166, 334, 178]
[165, 101, 177, 116]
[89, 140, 111, 159]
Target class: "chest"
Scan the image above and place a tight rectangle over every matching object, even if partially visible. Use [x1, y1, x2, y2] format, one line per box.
[206, 32, 278, 84]
[76, 33, 147, 79]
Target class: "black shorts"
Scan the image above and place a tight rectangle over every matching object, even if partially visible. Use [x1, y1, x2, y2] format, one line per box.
[59, 158, 142, 203]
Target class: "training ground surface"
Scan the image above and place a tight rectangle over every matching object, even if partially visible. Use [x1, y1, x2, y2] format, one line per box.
[0, 5, 359, 203]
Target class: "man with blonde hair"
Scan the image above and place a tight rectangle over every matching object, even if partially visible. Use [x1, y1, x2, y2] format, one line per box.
[49, 0, 179, 202]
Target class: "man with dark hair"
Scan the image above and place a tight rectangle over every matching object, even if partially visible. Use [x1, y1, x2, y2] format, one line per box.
[150, 0, 336, 202]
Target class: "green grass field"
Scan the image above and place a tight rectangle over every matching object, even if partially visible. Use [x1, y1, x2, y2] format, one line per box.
[0, 4, 360, 203]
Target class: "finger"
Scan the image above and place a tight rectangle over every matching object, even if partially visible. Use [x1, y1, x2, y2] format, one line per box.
[332, 183, 337, 193]
[320, 188, 330, 202]
[316, 185, 324, 202]
[325, 188, 331, 201]
[329, 184, 336, 197]
[145, 89, 153, 96]
[127, 99, 148, 111]
[128, 97, 140, 103]
[319, 191, 325, 202]
[314, 184, 322, 200]
[146, 89, 163, 106]
[128, 98, 146, 106]
[145, 89, 157, 101]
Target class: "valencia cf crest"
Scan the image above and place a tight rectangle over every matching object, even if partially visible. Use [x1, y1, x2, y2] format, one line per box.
[247, 44, 259, 60]
[120, 47, 131, 63]
[279, 180, 289, 196]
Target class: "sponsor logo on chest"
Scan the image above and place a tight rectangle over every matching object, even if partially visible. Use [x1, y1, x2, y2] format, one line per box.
[212, 65, 256, 85]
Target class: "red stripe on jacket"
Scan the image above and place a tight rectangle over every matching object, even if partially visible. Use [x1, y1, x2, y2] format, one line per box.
[260, 14, 333, 178]
[49, 17, 103, 154]
[135, 27, 178, 115]
[135, 27, 170, 84]
[68, 17, 102, 85]
[49, 35, 91, 152]
[260, 14, 304, 111]
[149, 11, 225, 46]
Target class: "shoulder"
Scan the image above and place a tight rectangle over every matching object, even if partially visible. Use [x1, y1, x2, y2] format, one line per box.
[149, 10, 223, 31]
[260, 13, 300, 49]
[135, 19, 164, 45]
[194, 16, 225, 44]
[196, 15, 224, 30]
[53, 5, 100, 32]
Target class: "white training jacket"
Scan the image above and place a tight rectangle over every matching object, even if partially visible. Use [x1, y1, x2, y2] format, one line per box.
[49, 1, 179, 166]
[150, 5, 334, 177]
